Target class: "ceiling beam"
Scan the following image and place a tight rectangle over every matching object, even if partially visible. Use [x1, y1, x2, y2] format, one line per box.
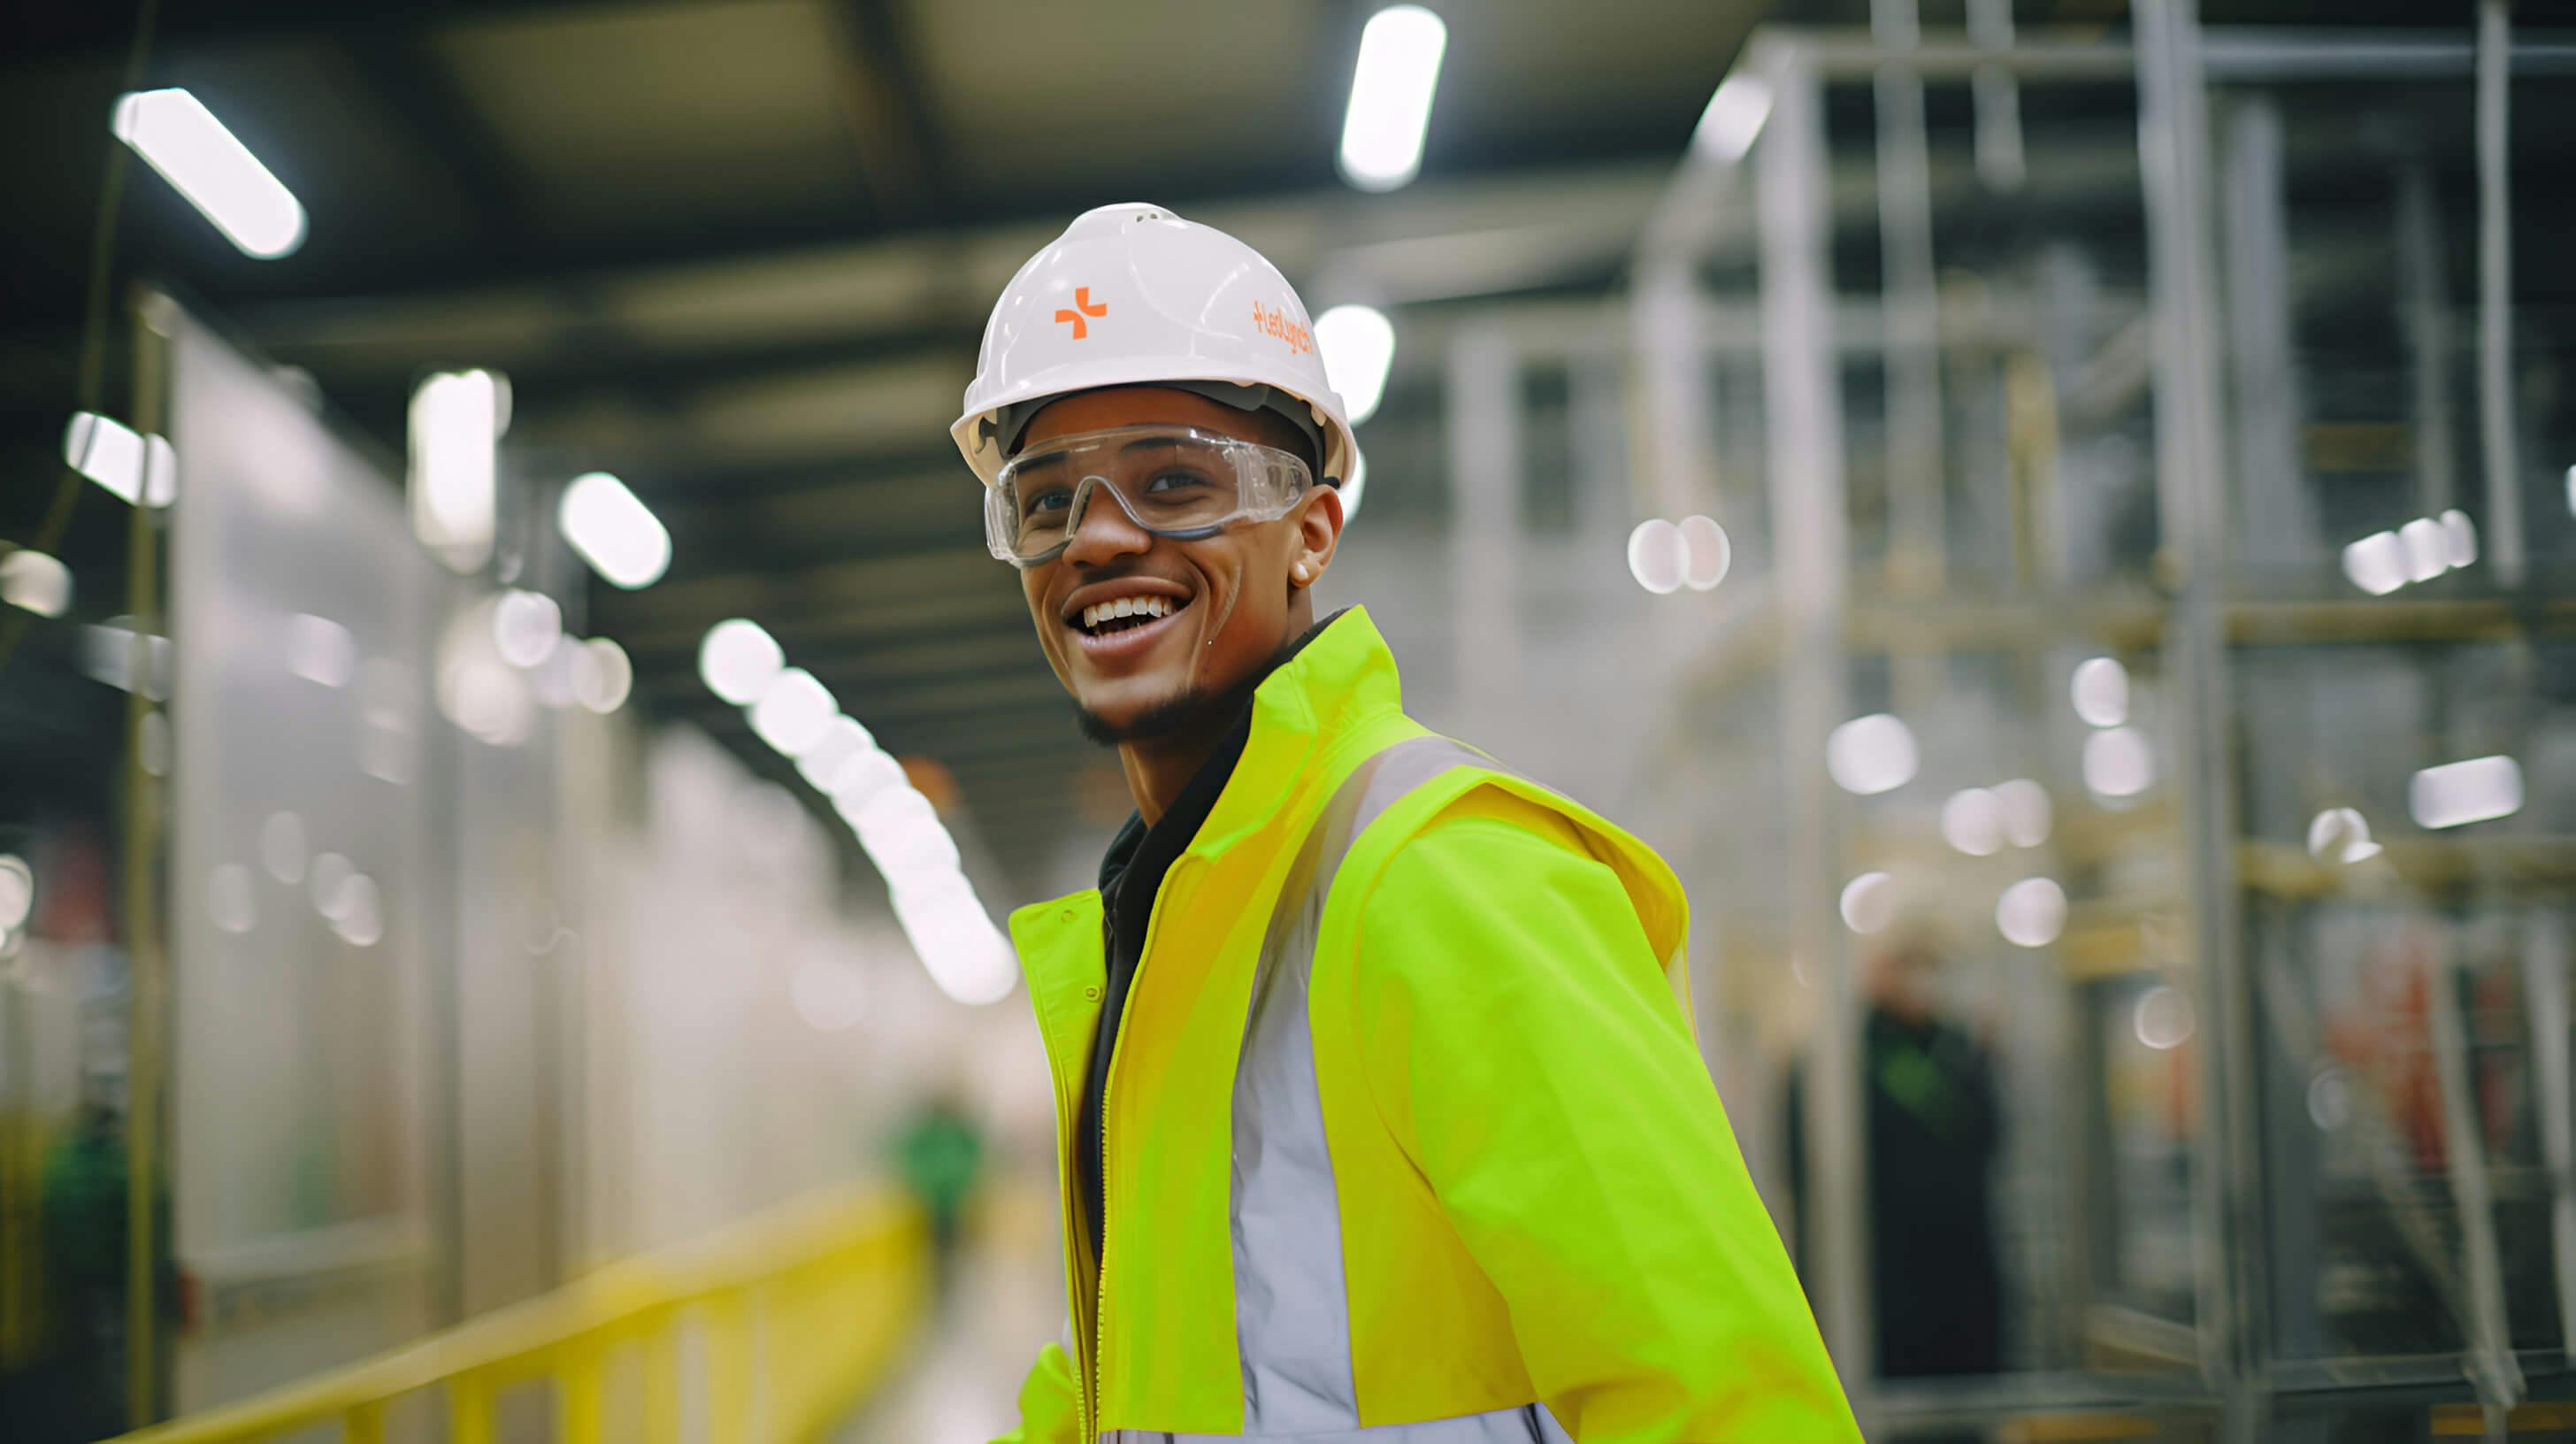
[820, 0, 956, 227]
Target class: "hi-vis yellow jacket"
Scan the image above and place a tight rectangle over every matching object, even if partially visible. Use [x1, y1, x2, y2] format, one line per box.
[993, 609, 1857, 1444]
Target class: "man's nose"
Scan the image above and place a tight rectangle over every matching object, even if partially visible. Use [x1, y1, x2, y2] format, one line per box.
[1060, 483, 1152, 565]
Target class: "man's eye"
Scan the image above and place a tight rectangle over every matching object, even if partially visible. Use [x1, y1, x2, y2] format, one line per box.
[1144, 469, 1216, 494]
[1024, 488, 1073, 516]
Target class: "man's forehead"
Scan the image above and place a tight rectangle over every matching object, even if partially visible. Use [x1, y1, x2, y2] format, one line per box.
[1020, 386, 1305, 457]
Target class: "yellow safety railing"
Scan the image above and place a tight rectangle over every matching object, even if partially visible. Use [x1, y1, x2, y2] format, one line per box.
[101, 1182, 931, 1444]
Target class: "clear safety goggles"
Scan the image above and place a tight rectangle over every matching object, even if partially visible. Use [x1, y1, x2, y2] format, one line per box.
[985, 425, 1313, 569]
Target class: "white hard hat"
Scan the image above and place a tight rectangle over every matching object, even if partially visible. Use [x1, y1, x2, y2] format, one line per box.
[952, 203, 1360, 496]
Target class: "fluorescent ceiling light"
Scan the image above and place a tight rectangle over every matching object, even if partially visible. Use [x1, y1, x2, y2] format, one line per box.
[2069, 657, 2128, 728]
[1941, 788, 2003, 856]
[2340, 530, 2406, 595]
[287, 613, 356, 687]
[1993, 779, 2051, 848]
[2082, 726, 2155, 798]
[749, 668, 836, 756]
[2409, 755, 2522, 830]
[1692, 72, 1772, 162]
[1677, 515, 1731, 590]
[1996, 877, 2067, 948]
[890, 871, 1019, 1006]
[700, 618, 783, 703]
[492, 589, 563, 669]
[1627, 518, 1686, 595]
[64, 413, 174, 507]
[410, 371, 502, 572]
[0, 550, 72, 618]
[112, 88, 306, 258]
[1826, 713, 1918, 795]
[558, 472, 671, 589]
[796, 716, 875, 791]
[1315, 304, 1395, 426]
[571, 639, 632, 714]
[1339, 5, 1447, 191]
[2398, 517, 2448, 582]
[1838, 871, 1896, 933]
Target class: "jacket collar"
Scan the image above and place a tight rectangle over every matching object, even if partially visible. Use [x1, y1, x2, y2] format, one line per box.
[1187, 604, 1405, 858]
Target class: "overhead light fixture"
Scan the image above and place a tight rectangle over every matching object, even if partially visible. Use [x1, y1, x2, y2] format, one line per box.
[2082, 726, 2155, 799]
[1941, 788, 2004, 856]
[2341, 531, 2406, 595]
[571, 638, 632, 714]
[558, 472, 670, 589]
[0, 549, 73, 618]
[111, 88, 306, 258]
[1993, 779, 2052, 848]
[1838, 871, 1897, 933]
[2409, 755, 2522, 830]
[2345, 511, 2478, 596]
[700, 618, 783, 704]
[748, 668, 836, 756]
[2069, 657, 2128, 728]
[1677, 515, 1731, 590]
[796, 717, 875, 791]
[1996, 877, 2067, 948]
[890, 870, 1019, 1006]
[64, 413, 175, 507]
[491, 590, 563, 669]
[1692, 71, 1773, 162]
[410, 371, 504, 573]
[0, 855, 32, 930]
[287, 613, 356, 687]
[1315, 304, 1395, 426]
[1826, 713, 1919, 796]
[1627, 518, 1687, 595]
[832, 749, 908, 820]
[1338, 4, 1448, 191]
[2133, 986, 2195, 1049]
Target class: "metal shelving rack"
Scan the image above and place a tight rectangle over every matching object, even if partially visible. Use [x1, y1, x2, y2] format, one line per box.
[1630, 7, 2576, 1440]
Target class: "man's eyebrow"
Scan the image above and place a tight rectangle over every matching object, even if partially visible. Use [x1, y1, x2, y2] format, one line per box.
[1118, 435, 1187, 457]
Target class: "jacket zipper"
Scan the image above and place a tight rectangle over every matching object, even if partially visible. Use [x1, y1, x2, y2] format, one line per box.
[1090, 912, 1116, 1441]
[1090, 859, 1192, 1442]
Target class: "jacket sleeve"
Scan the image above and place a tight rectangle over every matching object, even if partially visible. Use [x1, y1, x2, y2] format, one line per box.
[985, 1341, 1082, 1444]
[1348, 803, 1859, 1443]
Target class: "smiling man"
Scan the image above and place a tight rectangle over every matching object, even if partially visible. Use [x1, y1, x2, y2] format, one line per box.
[954, 204, 1855, 1444]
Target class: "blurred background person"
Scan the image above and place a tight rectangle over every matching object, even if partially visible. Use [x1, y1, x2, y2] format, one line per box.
[1788, 928, 2006, 1389]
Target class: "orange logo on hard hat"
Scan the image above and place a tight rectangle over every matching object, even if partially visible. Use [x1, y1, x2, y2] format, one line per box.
[1250, 301, 1312, 356]
[1055, 287, 1107, 339]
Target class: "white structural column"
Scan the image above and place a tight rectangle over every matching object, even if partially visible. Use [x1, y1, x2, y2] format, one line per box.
[2133, 3, 2261, 1438]
[1445, 322, 1522, 722]
[2219, 96, 2320, 572]
[2476, 0, 2525, 585]
[1752, 38, 1869, 1396]
[2396, 157, 2460, 518]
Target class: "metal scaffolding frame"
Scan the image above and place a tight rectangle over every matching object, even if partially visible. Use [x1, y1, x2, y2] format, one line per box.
[1638, 10, 2575, 1440]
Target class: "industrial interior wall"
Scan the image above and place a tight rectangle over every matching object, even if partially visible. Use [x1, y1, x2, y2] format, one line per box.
[154, 304, 951, 1417]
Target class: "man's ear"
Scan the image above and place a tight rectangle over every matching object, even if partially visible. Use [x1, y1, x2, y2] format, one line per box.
[1288, 485, 1344, 588]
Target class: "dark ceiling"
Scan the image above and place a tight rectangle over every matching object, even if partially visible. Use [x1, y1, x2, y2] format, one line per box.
[2, 0, 2564, 889]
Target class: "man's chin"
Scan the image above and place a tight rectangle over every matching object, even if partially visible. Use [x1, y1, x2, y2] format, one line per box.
[1074, 687, 1209, 747]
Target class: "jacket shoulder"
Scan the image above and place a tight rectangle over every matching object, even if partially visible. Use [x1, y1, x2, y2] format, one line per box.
[1328, 740, 1687, 974]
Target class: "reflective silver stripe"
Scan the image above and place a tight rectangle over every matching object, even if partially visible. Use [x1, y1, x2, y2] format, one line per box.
[1229, 737, 1503, 1435]
[1103, 1399, 1573, 1443]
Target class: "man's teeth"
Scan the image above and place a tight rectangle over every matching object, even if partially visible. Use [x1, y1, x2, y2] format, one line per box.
[1082, 595, 1176, 631]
